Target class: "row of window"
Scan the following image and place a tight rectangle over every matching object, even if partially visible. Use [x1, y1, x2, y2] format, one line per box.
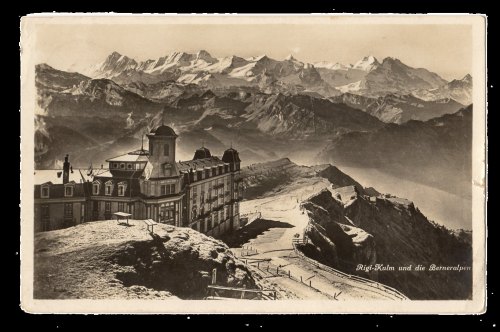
[40, 185, 74, 198]
[110, 162, 144, 170]
[192, 208, 233, 231]
[161, 184, 175, 196]
[188, 165, 231, 183]
[104, 201, 127, 213]
[93, 181, 127, 196]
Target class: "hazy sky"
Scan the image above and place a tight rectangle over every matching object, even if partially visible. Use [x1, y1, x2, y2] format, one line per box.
[32, 19, 473, 80]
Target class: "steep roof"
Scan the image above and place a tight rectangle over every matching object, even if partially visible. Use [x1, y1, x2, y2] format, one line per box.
[177, 157, 226, 172]
[222, 148, 241, 163]
[193, 147, 212, 160]
[150, 125, 178, 137]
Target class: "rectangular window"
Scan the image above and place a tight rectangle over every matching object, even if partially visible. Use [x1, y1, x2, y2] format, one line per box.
[118, 202, 125, 212]
[64, 203, 73, 217]
[64, 186, 73, 197]
[118, 185, 125, 196]
[105, 202, 111, 213]
[105, 184, 112, 196]
[160, 184, 175, 195]
[41, 186, 49, 198]
[41, 204, 49, 218]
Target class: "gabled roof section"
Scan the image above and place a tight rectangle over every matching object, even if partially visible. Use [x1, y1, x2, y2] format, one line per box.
[177, 157, 227, 172]
[106, 153, 150, 163]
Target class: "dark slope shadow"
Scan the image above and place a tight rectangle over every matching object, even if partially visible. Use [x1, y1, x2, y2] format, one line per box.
[219, 219, 294, 248]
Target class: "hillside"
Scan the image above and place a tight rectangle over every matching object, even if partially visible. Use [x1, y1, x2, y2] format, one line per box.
[300, 189, 472, 299]
[331, 93, 464, 124]
[34, 220, 260, 299]
[36, 63, 90, 93]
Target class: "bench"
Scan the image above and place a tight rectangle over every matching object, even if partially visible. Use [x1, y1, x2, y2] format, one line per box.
[144, 219, 158, 233]
[114, 212, 132, 225]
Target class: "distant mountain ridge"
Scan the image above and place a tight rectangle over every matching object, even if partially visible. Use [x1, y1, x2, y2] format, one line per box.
[317, 105, 473, 198]
[82, 51, 470, 102]
[331, 92, 464, 123]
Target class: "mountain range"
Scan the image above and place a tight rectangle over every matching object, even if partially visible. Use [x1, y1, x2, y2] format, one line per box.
[86, 51, 472, 103]
[34, 51, 473, 200]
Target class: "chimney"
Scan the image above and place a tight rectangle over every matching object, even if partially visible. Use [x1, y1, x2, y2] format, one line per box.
[63, 154, 70, 184]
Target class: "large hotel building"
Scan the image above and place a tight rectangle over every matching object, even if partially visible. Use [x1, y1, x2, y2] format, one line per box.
[34, 125, 243, 237]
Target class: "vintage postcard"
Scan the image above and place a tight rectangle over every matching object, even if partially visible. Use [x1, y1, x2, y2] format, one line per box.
[20, 14, 487, 314]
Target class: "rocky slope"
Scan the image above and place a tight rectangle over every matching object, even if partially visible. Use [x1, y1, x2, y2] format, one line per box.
[299, 188, 472, 300]
[331, 92, 464, 124]
[36, 63, 90, 93]
[240, 158, 379, 200]
[413, 74, 473, 105]
[34, 220, 260, 299]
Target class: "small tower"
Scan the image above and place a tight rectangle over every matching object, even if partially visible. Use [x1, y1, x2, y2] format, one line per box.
[147, 125, 178, 178]
[63, 154, 70, 184]
[193, 146, 212, 160]
[222, 147, 241, 171]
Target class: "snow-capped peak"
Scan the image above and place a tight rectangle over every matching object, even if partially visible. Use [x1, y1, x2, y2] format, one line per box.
[314, 61, 351, 70]
[196, 50, 217, 63]
[247, 54, 269, 62]
[353, 55, 380, 72]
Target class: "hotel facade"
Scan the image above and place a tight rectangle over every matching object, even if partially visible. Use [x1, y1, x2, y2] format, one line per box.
[34, 125, 243, 237]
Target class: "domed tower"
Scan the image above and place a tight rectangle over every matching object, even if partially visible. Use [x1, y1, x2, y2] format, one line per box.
[222, 147, 241, 171]
[147, 125, 178, 178]
[193, 146, 212, 160]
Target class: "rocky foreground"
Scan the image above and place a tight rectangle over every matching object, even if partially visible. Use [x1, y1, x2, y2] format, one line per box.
[300, 187, 472, 300]
[34, 221, 259, 299]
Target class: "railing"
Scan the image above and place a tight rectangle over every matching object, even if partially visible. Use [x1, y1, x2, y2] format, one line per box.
[206, 285, 277, 300]
[292, 243, 408, 300]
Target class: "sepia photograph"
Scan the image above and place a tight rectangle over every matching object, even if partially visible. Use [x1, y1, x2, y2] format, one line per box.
[20, 14, 486, 313]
